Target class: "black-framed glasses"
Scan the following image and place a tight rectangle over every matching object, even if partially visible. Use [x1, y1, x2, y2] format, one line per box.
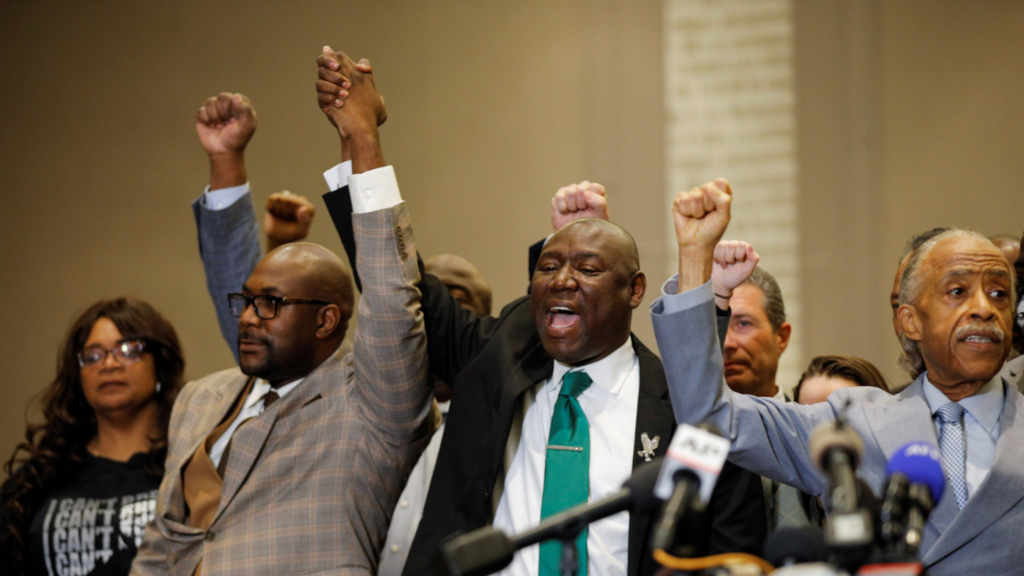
[79, 340, 147, 368]
[228, 293, 331, 320]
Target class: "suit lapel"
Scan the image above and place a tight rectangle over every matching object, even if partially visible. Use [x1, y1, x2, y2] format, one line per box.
[627, 336, 675, 576]
[212, 353, 335, 525]
[922, 380, 1024, 566]
[490, 340, 553, 481]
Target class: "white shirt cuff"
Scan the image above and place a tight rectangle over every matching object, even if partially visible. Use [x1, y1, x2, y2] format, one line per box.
[323, 161, 354, 191]
[203, 182, 250, 211]
[659, 276, 714, 314]
[347, 165, 403, 214]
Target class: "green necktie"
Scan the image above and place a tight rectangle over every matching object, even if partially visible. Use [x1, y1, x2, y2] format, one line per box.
[539, 370, 592, 576]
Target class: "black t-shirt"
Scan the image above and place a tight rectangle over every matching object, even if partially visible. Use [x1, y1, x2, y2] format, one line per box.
[23, 452, 160, 576]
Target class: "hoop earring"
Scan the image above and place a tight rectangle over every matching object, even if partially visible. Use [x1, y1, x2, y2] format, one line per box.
[155, 381, 162, 395]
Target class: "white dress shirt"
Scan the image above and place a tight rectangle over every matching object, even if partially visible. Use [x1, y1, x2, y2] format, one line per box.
[378, 401, 449, 576]
[209, 378, 302, 468]
[493, 338, 640, 576]
[922, 374, 1003, 500]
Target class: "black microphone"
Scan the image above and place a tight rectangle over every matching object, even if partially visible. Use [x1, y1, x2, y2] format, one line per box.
[650, 423, 731, 556]
[764, 526, 829, 567]
[438, 458, 663, 576]
[808, 416, 873, 564]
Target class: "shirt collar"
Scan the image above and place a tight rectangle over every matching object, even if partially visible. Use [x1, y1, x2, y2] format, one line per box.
[772, 386, 787, 402]
[549, 338, 637, 395]
[245, 377, 304, 410]
[922, 372, 1004, 435]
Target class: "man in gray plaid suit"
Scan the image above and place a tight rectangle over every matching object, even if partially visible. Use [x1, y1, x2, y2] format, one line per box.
[130, 50, 433, 576]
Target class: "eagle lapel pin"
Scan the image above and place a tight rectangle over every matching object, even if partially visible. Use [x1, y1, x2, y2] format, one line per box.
[638, 432, 660, 461]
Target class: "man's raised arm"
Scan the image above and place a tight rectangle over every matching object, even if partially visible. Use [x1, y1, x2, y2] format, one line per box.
[191, 93, 262, 360]
[651, 179, 835, 496]
[317, 46, 433, 440]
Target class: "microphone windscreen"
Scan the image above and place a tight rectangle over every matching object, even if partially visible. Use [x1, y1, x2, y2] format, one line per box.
[886, 442, 945, 504]
[808, 422, 865, 471]
[764, 526, 828, 566]
[623, 457, 664, 514]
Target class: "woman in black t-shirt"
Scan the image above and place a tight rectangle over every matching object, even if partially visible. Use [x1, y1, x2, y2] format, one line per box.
[1, 298, 184, 576]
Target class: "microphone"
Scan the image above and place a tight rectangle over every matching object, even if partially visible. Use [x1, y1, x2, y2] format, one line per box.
[439, 458, 663, 576]
[765, 527, 845, 576]
[808, 417, 873, 561]
[884, 442, 945, 557]
[651, 423, 731, 555]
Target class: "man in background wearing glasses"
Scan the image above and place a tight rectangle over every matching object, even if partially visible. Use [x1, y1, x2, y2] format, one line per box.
[130, 51, 435, 576]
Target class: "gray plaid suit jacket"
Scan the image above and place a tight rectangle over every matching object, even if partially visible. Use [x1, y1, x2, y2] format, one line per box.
[130, 200, 434, 576]
[651, 285, 1024, 574]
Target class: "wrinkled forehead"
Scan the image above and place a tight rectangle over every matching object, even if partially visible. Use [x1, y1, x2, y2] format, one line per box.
[543, 222, 628, 263]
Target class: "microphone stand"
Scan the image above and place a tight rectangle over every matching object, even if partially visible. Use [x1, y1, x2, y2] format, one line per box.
[560, 537, 579, 576]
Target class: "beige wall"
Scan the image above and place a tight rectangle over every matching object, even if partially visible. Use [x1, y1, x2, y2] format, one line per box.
[0, 1, 665, 473]
[1, 0, 1022, 476]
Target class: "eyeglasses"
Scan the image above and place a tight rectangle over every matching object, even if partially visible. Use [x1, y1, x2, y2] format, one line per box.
[228, 293, 331, 320]
[79, 340, 147, 368]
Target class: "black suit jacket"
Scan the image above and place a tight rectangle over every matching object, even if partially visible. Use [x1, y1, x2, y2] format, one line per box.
[323, 192, 765, 576]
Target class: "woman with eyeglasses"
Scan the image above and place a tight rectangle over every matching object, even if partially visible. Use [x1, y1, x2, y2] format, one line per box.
[0, 297, 184, 576]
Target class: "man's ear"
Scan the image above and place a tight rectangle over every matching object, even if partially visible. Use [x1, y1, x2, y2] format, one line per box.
[898, 304, 922, 342]
[316, 304, 343, 339]
[629, 272, 647, 309]
[776, 322, 792, 354]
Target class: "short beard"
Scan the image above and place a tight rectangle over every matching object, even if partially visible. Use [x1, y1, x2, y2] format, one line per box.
[238, 330, 279, 379]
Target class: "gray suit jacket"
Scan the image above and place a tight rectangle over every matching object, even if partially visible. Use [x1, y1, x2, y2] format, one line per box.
[651, 291, 1024, 574]
[131, 201, 433, 575]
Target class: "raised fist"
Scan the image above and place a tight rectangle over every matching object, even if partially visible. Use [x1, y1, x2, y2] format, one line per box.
[316, 46, 386, 138]
[265, 192, 316, 251]
[712, 240, 759, 298]
[551, 181, 609, 232]
[672, 178, 733, 251]
[196, 93, 257, 157]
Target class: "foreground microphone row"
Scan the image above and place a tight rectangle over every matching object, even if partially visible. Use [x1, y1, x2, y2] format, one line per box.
[441, 421, 948, 576]
[440, 423, 731, 576]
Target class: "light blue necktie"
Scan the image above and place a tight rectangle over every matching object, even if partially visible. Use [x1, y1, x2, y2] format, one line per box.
[539, 371, 592, 576]
[935, 402, 968, 509]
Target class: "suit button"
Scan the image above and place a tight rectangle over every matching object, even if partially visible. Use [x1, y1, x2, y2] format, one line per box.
[400, 251, 409, 261]
[204, 530, 216, 542]
[395, 225, 402, 234]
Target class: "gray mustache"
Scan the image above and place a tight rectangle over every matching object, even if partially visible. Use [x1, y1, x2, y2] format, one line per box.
[955, 323, 1004, 343]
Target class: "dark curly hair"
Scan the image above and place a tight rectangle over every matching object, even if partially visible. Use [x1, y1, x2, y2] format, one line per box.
[1, 298, 184, 575]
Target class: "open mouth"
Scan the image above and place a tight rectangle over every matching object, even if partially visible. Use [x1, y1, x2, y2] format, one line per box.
[546, 306, 580, 330]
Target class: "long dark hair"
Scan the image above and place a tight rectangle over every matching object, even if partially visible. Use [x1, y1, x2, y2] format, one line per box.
[1, 298, 184, 574]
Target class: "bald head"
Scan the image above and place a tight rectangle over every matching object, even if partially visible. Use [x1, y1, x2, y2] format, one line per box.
[425, 253, 492, 317]
[260, 242, 355, 321]
[531, 217, 646, 366]
[238, 243, 354, 385]
[551, 218, 641, 274]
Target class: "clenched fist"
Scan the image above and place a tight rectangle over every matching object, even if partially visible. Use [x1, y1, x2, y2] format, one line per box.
[672, 178, 732, 250]
[712, 240, 759, 308]
[265, 192, 316, 252]
[672, 178, 734, 292]
[551, 181, 609, 232]
[196, 93, 257, 157]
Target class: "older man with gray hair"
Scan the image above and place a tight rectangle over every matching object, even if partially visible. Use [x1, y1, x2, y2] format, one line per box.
[653, 178, 1024, 574]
